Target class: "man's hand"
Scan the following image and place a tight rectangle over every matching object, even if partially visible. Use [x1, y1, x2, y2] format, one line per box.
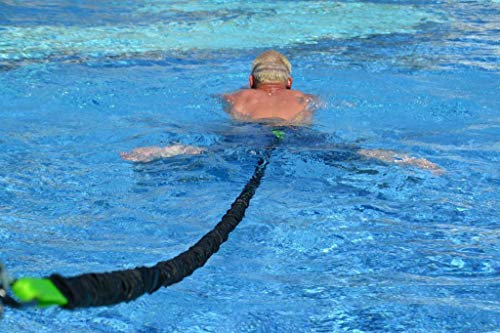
[357, 149, 444, 175]
[120, 144, 205, 163]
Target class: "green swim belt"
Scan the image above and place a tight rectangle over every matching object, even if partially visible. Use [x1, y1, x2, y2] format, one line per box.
[272, 129, 285, 141]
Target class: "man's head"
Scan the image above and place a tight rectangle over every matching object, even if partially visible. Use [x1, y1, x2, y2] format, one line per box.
[250, 50, 292, 89]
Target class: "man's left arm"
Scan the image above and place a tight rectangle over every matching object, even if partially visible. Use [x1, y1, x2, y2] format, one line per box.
[120, 144, 205, 163]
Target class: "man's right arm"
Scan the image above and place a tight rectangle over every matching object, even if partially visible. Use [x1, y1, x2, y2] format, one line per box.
[357, 148, 444, 175]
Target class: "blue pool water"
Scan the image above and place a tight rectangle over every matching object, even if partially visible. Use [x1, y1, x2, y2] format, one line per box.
[1, 1, 499, 332]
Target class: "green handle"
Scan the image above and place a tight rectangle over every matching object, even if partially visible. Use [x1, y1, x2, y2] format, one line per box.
[11, 278, 67, 307]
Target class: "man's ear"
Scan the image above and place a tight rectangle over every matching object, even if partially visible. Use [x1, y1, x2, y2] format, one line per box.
[287, 77, 293, 89]
[249, 75, 255, 88]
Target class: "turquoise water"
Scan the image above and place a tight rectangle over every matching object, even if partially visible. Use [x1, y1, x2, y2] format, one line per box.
[0, 1, 499, 332]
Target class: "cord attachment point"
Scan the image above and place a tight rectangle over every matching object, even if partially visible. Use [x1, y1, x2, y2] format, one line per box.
[1, 262, 22, 318]
[1, 262, 10, 314]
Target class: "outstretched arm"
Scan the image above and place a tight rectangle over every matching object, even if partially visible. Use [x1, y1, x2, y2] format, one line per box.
[357, 148, 444, 175]
[120, 144, 205, 163]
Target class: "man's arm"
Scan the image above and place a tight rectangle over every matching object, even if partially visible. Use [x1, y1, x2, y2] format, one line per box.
[357, 149, 444, 175]
[120, 144, 205, 163]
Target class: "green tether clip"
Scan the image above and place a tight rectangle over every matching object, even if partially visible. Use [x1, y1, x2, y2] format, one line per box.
[12, 278, 67, 308]
[272, 129, 285, 141]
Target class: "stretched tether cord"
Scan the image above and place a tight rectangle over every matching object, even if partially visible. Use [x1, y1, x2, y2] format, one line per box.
[1, 133, 281, 312]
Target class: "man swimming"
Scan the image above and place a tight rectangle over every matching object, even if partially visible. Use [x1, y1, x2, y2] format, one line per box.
[121, 50, 317, 162]
[120, 50, 441, 174]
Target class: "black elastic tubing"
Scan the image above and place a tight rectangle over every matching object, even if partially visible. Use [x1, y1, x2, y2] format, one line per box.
[49, 145, 276, 309]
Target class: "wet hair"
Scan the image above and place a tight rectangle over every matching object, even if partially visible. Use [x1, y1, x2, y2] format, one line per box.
[251, 50, 291, 86]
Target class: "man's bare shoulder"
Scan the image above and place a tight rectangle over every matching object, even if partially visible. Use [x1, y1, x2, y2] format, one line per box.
[292, 91, 323, 110]
[288, 90, 316, 99]
[225, 89, 313, 99]
[223, 89, 261, 102]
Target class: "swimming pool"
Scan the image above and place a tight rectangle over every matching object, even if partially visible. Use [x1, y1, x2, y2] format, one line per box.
[1, 0, 499, 332]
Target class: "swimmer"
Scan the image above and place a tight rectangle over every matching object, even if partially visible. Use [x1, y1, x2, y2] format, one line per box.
[121, 50, 318, 163]
[120, 50, 442, 174]
[222, 50, 318, 125]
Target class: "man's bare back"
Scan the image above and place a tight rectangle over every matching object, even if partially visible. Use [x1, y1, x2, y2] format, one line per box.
[224, 86, 316, 125]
